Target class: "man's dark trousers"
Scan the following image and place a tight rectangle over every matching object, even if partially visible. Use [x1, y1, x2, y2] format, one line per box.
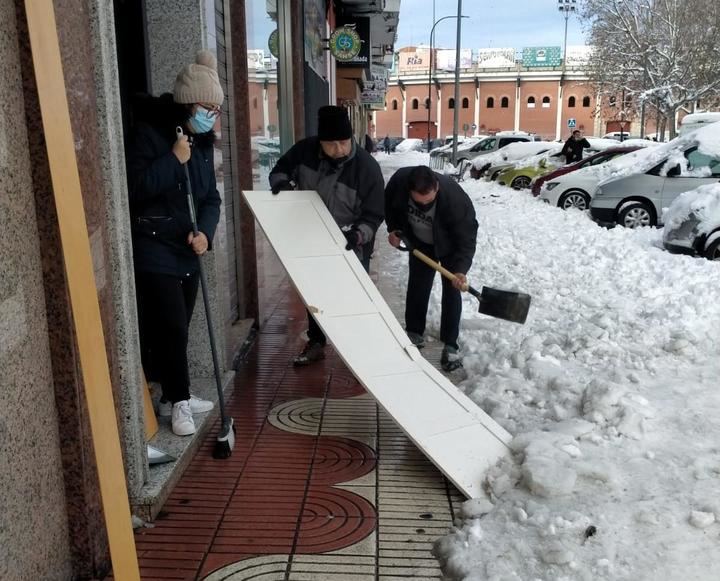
[404, 243, 461, 349]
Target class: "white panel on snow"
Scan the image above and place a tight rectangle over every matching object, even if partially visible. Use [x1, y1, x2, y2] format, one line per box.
[243, 190, 512, 498]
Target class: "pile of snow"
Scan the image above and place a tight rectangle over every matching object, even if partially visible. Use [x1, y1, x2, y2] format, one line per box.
[395, 138, 424, 153]
[663, 183, 720, 234]
[473, 141, 556, 170]
[507, 145, 564, 170]
[586, 137, 625, 151]
[432, 136, 485, 155]
[375, 152, 720, 581]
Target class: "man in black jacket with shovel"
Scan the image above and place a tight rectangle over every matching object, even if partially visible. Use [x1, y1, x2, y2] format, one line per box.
[385, 166, 478, 371]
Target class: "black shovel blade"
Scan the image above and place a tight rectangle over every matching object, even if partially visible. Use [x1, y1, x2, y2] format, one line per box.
[468, 285, 531, 324]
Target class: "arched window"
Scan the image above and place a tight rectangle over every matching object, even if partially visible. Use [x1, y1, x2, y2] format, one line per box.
[425, 97, 430, 109]
[542, 96, 551, 108]
[448, 98, 455, 109]
[412, 98, 419, 110]
[486, 96, 495, 108]
[527, 96, 536, 108]
[501, 96, 509, 108]
[582, 96, 591, 107]
[624, 95, 632, 110]
[392, 99, 398, 110]
[609, 96, 617, 107]
[462, 97, 469, 109]
[568, 96, 576, 108]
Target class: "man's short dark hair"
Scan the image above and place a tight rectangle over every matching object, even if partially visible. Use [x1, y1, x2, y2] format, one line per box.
[572, 130, 581, 136]
[408, 166, 439, 194]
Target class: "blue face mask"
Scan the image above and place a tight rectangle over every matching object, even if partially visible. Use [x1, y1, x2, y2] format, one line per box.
[188, 106, 216, 134]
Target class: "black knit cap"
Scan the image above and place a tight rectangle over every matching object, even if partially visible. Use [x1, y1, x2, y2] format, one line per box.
[317, 105, 353, 141]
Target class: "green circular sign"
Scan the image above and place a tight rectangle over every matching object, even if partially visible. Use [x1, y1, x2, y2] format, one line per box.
[268, 29, 279, 59]
[329, 26, 362, 61]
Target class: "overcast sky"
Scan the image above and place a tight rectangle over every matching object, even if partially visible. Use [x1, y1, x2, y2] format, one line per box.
[396, 0, 588, 50]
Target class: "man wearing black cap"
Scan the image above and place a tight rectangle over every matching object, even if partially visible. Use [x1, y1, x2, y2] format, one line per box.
[269, 105, 385, 366]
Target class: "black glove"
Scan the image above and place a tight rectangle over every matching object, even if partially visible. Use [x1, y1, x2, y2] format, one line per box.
[271, 180, 294, 195]
[343, 227, 363, 250]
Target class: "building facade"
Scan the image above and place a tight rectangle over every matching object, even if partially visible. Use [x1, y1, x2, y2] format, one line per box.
[0, 0, 398, 578]
[373, 46, 661, 142]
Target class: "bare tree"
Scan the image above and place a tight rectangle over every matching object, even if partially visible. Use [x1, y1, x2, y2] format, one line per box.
[582, 0, 720, 138]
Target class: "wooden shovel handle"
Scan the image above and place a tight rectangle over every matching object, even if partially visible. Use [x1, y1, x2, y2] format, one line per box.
[411, 249, 470, 292]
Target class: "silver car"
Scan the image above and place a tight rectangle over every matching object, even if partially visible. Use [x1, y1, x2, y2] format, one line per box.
[429, 133, 533, 170]
[662, 183, 720, 260]
[590, 125, 720, 228]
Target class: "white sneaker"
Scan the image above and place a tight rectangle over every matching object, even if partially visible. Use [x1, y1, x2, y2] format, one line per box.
[158, 394, 214, 417]
[171, 400, 196, 436]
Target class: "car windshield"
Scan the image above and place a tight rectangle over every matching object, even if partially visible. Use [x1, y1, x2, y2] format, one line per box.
[477, 138, 496, 151]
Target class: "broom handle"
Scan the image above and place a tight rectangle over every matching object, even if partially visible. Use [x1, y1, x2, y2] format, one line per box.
[410, 248, 470, 293]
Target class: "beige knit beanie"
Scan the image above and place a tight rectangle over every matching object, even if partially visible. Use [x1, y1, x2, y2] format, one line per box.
[173, 50, 224, 106]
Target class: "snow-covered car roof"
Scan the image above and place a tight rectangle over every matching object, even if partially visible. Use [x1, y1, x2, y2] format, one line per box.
[507, 144, 565, 170]
[663, 182, 720, 236]
[395, 138, 424, 153]
[472, 141, 556, 169]
[586, 137, 628, 151]
[431, 136, 484, 155]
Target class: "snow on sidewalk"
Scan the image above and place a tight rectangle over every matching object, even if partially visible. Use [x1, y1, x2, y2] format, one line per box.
[376, 153, 720, 581]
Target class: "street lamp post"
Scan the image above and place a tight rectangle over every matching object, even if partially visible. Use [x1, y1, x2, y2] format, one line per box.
[426, 15, 468, 151]
[557, 0, 576, 140]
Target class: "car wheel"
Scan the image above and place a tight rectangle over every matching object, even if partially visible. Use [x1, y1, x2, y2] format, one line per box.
[559, 190, 590, 211]
[618, 201, 656, 228]
[703, 238, 720, 261]
[511, 175, 532, 189]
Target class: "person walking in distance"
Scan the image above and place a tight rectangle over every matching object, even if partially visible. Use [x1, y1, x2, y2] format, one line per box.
[384, 166, 478, 372]
[383, 134, 391, 154]
[126, 50, 223, 436]
[269, 106, 385, 365]
[561, 129, 590, 164]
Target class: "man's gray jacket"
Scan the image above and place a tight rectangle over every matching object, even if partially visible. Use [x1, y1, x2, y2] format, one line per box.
[269, 137, 385, 248]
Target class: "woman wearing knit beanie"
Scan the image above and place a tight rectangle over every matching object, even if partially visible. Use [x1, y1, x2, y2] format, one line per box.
[126, 50, 224, 437]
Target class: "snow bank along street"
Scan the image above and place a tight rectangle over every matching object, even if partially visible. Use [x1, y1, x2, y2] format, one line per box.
[376, 152, 720, 580]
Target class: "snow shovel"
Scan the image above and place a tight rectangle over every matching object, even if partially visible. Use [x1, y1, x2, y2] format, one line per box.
[396, 232, 531, 324]
[178, 127, 235, 459]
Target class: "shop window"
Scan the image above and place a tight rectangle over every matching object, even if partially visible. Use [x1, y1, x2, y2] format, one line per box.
[568, 96, 576, 108]
[527, 96, 536, 108]
[412, 98, 419, 110]
[448, 98, 455, 109]
[583, 96, 591, 107]
[501, 96, 509, 108]
[462, 97, 469, 109]
[486, 96, 495, 108]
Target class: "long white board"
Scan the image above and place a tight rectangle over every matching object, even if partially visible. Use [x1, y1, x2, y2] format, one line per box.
[243, 190, 512, 497]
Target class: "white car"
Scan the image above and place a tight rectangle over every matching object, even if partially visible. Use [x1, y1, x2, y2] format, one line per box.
[395, 138, 424, 153]
[663, 182, 720, 260]
[590, 123, 720, 228]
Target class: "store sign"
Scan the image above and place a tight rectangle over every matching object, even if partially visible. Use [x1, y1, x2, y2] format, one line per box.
[522, 46, 562, 67]
[268, 29, 279, 59]
[330, 19, 369, 67]
[361, 89, 385, 109]
[435, 49, 472, 71]
[397, 47, 430, 73]
[477, 48, 516, 68]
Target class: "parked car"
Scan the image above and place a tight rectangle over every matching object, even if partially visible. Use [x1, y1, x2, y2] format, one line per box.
[496, 146, 566, 189]
[662, 183, 720, 260]
[395, 138, 425, 153]
[603, 132, 643, 141]
[590, 123, 720, 228]
[679, 112, 720, 135]
[473, 141, 557, 180]
[663, 183, 720, 260]
[429, 132, 534, 170]
[536, 145, 651, 208]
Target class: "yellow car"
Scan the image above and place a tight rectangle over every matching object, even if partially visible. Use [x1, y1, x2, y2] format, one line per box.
[497, 149, 566, 189]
